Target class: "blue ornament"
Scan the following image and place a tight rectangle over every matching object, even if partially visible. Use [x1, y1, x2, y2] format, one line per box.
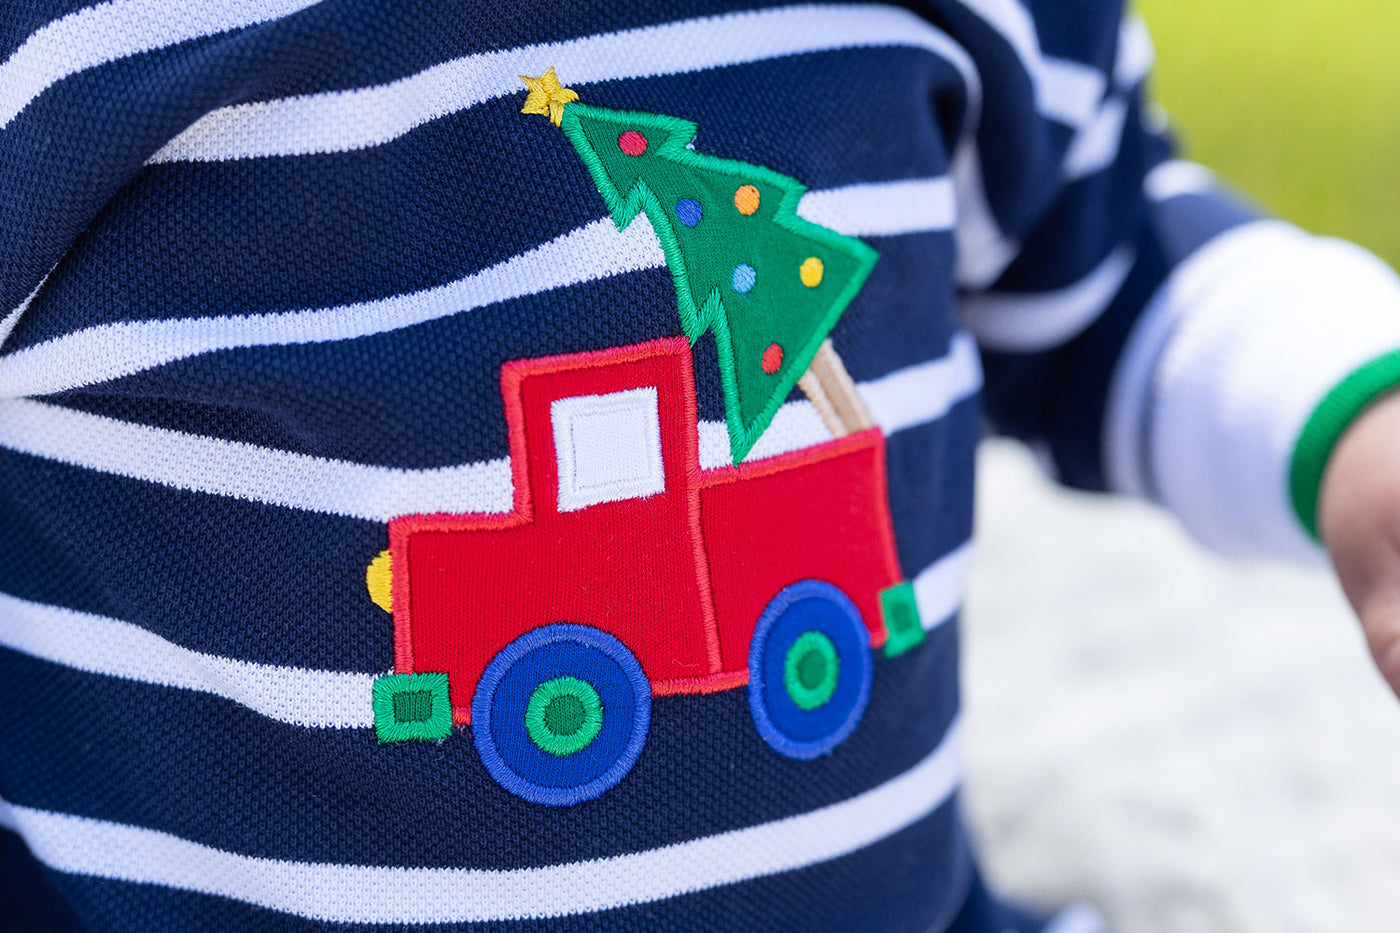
[675, 198, 703, 227]
[732, 263, 757, 294]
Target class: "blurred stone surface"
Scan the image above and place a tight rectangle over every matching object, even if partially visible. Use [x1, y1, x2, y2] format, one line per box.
[962, 439, 1400, 933]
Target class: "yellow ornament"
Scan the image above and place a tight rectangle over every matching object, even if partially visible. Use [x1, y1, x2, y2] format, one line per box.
[366, 549, 394, 613]
[800, 256, 824, 288]
[519, 66, 579, 126]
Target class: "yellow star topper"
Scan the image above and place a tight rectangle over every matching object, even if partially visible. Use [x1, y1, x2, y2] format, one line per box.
[520, 67, 579, 126]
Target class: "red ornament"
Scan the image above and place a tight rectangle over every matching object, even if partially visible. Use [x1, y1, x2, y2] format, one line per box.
[617, 130, 648, 157]
[761, 343, 784, 375]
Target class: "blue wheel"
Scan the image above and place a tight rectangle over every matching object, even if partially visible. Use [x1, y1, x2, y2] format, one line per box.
[472, 623, 650, 806]
[748, 580, 872, 759]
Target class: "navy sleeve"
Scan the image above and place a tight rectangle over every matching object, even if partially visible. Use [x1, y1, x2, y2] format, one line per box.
[927, 0, 1258, 490]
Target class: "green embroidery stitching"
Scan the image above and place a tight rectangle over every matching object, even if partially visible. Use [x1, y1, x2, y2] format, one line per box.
[392, 690, 434, 723]
[783, 630, 840, 711]
[879, 581, 925, 658]
[525, 675, 605, 757]
[1290, 347, 1400, 541]
[372, 672, 452, 744]
[553, 102, 879, 463]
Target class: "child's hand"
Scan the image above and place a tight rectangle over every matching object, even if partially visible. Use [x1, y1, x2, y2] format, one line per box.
[1320, 390, 1400, 700]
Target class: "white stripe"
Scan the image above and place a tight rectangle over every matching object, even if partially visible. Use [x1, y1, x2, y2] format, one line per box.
[1145, 159, 1217, 202]
[0, 719, 963, 923]
[952, 142, 1021, 289]
[0, 178, 951, 399]
[698, 332, 983, 467]
[0, 397, 515, 521]
[913, 541, 974, 630]
[0, 333, 978, 518]
[1061, 17, 1153, 182]
[0, 540, 970, 731]
[1062, 95, 1129, 181]
[1039, 57, 1105, 129]
[1114, 15, 1154, 89]
[859, 331, 982, 435]
[0, 216, 660, 399]
[0, 592, 375, 728]
[148, 4, 979, 163]
[950, 0, 1103, 129]
[954, 12, 1154, 281]
[1044, 903, 1111, 933]
[961, 245, 1136, 353]
[796, 177, 957, 238]
[1, 0, 324, 130]
[697, 399, 834, 469]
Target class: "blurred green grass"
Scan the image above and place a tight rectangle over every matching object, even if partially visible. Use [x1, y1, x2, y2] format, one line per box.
[1138, 0, 1400, 266]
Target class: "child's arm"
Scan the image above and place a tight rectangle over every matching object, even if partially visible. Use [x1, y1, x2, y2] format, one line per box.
[945, 2, 1400, 686]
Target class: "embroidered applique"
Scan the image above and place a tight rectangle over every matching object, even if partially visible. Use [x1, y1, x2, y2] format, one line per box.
[518, 66, 579, 126]
[362, 73, 929, 805]
[521, 75, 879, 464]
[367, 337, 929, 802]
[750, 580, 872, 759]
[473, 624, 650, 806]
[372, 672, 452, 744]
[879, 581, 926, 658]
[366, 549, 393, 613]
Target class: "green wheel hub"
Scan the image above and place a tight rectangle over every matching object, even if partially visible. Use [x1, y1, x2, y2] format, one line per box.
[783, 630, 840, 711]
[525, 676, 604, 756]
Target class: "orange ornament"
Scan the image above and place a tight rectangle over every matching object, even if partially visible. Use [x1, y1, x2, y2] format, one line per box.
[734, 184, 760, 216]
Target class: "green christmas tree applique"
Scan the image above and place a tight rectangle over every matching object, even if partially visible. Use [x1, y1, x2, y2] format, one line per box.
[521, 70, 879, 464]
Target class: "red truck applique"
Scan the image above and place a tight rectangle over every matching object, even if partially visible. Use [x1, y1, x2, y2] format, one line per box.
[367, 337, 924, 805]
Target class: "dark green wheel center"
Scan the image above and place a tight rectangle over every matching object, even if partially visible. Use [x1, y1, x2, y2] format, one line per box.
[525, 676, 604, 756]
[783, 631, 840, 711]
[543, 694, 587, 736]
[392, 689, 435, 723]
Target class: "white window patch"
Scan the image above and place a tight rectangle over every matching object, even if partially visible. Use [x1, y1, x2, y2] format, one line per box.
[552, 387, 665, 512]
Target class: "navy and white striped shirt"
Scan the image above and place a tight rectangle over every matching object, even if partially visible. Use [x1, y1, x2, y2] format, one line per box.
[6, 1, 1400, 930]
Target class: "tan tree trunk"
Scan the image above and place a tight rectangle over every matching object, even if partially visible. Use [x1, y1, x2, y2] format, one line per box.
[797, 339, 873, 437]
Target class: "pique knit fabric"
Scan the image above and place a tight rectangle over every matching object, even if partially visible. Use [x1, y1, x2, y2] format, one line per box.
[5, 1, 1400, 931]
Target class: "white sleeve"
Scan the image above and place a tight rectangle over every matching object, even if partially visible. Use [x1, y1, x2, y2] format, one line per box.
[1106, 219, 1400, 561]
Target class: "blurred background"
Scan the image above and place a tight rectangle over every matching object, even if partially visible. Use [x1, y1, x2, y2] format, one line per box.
[961, 2, 1400, 931]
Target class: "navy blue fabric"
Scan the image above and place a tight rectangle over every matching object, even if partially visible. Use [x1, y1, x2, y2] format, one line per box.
[980, 212, 1170, 491]
[0, 395, 975, 675]
[991, 96, 1151, 293]
[8, 802, 970, 933]
[1024, 0, 1121, 68]
[1, 1, 109, 60]
[0, 828, 83, 932]
[887, 393, 981, 576]
[0, 0, 1259, 928]
[0, 622, 960, 866]
[5, 46, 961, 352]
[40, 231, 958, 467]
[0, 446, 389, 669]
[1153, 188, 1260, 265]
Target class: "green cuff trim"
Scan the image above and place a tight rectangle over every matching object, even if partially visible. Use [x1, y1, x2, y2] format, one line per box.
[1290, 348, 1400, 540]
